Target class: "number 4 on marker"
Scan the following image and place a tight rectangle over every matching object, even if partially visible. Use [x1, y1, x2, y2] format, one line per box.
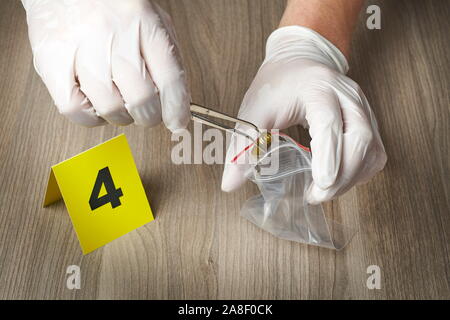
[89, 167, 123, 211]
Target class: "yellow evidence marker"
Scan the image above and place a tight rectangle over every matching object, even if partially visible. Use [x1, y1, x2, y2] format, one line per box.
[43, 134, 154, 254]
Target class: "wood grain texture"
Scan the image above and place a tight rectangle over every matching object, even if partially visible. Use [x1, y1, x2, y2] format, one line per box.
[0, 0, 448, 299]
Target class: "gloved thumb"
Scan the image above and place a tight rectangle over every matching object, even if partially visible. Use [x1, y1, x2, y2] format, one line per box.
[221, 160, 248, 193]
[221, 125, 260, 192]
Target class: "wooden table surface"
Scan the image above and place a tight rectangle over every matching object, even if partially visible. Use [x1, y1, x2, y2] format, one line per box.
[0, 0, 448, 300]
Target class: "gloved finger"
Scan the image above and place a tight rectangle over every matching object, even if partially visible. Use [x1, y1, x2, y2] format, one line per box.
[153, 3, 179, 44]
[354, 145, 378, 185]
[221, 125, 260, 192]
[222, 79, 293, 192]
[33, 44, 105, 127]
[354, 138, 387, 185]
[140, 15, 190, 132]
[355, 95, 388, 184]
[221, 93, 275, 193]
[304, 89, 343, 190]
[307, 131, 374, 204]
[334, 84, 387, 187]
[111, 39, 162, 127]
[75, 37, 133, 126]
[306, 97, 376, 204]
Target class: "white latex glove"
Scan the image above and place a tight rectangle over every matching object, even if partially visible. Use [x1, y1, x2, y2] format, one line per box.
[222, 26, 387, 204]
[22, 0, 190, 130]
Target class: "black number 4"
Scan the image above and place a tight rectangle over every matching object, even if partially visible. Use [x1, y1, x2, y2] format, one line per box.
[89, 167, 123, 211]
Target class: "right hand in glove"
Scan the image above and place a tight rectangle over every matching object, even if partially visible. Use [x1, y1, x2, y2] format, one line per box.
[222, 26, 387, 204]
[22, 0, 190, 130]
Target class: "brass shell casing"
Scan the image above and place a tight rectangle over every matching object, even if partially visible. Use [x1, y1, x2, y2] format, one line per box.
[252, 132, 272, 158]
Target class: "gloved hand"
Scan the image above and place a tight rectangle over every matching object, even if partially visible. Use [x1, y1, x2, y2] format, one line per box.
[22, 0, 190, 130]
[222, 26, 387, 204]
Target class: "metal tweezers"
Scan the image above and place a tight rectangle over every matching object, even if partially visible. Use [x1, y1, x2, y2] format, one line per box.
[190, 103, 260, 144]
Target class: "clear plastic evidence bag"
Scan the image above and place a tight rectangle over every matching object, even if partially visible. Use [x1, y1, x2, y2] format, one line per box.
[189, 104, 355, 250]
[237, 132, 356, 250]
